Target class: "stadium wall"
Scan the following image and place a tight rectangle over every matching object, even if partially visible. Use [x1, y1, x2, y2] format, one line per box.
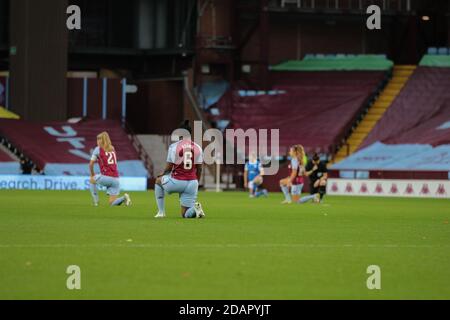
[327, 178, 449, 199]
[67, 78, 124, 120]
[329, 170, 449, 181]
[126, 79, 183, 134]
[0, 175, 147, 191]
[9, 0, 68, 121]
[239, 17, 393, 84]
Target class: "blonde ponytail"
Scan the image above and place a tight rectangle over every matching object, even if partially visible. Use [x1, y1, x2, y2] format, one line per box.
[97, 132, 114, 152]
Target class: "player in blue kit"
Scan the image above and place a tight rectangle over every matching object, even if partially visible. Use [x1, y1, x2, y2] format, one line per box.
[244, 153, 268, 198]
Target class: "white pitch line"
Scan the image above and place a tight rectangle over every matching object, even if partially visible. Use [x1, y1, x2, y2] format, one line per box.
[0, 243, 448, 249]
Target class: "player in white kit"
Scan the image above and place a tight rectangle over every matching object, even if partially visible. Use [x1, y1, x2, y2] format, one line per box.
[154, 121, 205, 219]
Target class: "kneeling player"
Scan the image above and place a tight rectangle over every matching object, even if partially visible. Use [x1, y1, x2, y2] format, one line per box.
[299, 153, 328, 204]
[251, 175, 269, 198]
[154, 121, 205, 219]
[89, 131, 131, 206]
[244, 153, 268, 198]
[280, 145, 305, 204]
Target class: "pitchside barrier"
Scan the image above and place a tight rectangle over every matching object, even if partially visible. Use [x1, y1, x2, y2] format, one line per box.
[0, 175, 147, 191]
[327, 178, 450, 199]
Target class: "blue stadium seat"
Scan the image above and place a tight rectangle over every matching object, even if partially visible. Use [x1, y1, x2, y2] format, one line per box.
[209, 108, 220, 116]
[427, 47, 437, 55]
[437, 47, 448, 55]
[216, 120, 230, 131]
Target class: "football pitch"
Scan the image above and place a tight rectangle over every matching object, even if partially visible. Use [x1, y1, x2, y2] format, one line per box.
[0, 190, 449, 300]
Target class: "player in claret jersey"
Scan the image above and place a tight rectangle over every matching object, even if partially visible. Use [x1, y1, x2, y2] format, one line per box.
[154, 121, 205, 219]
[279, 144, 306, 204]
[88, 131, 131, 207]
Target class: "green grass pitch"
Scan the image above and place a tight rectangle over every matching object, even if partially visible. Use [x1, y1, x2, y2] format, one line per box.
[0, 190, 449, 299]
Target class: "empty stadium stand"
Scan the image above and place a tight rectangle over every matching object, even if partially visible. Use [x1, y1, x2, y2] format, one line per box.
[271, 55, 393, 72]
[135, 135, 171, 177]
[332, 61, 450, 174]
[331, 142, 450, 173]
[333, 65, 416, 162]
[360, 66, 450, 149]
[0, 119, 148, 177]
[0, 144, 20, 174]
[214, 69, 388, 155]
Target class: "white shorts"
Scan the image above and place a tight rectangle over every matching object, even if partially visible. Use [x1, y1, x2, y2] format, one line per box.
[161, 174, 199, 208]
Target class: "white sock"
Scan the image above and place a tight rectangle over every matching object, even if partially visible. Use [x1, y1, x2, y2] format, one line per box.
[90, 183, 99, 204]
[155, 184, 165, 213]
[281, 185, 291, 202]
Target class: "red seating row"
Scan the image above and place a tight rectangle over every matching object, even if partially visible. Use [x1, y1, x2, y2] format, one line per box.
[216, 71, 386, 154]
[361, 67, 450, 148]
[0, 119, 147, 176]
[0, 148, 14, 162]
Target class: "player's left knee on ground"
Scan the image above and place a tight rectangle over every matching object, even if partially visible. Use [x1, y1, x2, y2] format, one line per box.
[109, 196, 116, 205]
[110, 195, 126, 206]
[182, 206, 196, 218]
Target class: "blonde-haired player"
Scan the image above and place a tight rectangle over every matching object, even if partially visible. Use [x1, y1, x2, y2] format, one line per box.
[279, 145, 306, 204]
[89, 131, 131, 206]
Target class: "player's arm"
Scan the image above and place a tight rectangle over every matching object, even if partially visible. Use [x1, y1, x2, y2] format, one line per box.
[160, 143, 177, 178]
[320, 170, 328, 183]
[158, 163, 173, 178]
[196, 164, 202, 181]
[243, 168, 248, 187]
[289, 167, 297, 183]
[89, 147, 99, 184]
[194, 147, 204, 181]
[89, 160, 95, 177]
[315, 164, 328, 187]
[305, 164, 318, 177]
[259, 163, 264, 177]
[88, 160, 96, 183]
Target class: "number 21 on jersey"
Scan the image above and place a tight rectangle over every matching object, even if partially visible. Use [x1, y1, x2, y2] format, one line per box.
[105, 151, 117, 165]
